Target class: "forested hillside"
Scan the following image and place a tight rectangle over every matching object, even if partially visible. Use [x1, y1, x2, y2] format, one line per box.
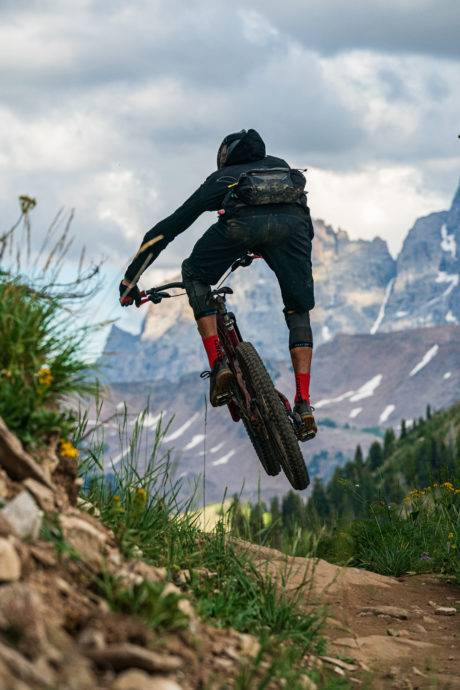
[231, 404, 460, 579]
[307, 403, 460, 522]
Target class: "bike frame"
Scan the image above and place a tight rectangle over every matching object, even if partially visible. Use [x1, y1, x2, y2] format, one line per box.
[137, 256, 264, 425]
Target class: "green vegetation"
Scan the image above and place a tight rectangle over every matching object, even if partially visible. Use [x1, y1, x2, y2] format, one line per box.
[0, 279, 94, 446]
[97, 574, 190, 632]
[0, 198, 100, 447]
[230, 405, 460, 580]
[80, 410, 328, 686]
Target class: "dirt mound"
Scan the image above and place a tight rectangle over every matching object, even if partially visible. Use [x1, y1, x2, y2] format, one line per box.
[240, 542, 460, 689]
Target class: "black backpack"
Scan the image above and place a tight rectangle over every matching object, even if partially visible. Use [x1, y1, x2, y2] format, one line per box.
[229, 167, 306, 205]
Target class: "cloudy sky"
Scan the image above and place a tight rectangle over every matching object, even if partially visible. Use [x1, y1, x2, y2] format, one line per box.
[1, 0, 459, 333]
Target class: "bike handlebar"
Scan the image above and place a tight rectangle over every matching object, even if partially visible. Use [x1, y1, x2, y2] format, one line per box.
[136, 253, 261, 307]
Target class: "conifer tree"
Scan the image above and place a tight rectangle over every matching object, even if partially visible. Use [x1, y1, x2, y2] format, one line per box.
[368, 441, 383, 470]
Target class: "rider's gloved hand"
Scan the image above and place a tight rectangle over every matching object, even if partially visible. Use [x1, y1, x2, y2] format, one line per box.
[119, 280, 141, 307]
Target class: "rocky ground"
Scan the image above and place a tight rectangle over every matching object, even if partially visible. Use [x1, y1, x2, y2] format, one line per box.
[0, 416, 458, 690]
[243, 543, 460, 690]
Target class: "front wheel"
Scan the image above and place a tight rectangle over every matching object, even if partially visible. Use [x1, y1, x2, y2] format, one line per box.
[236, 342, 310, 490]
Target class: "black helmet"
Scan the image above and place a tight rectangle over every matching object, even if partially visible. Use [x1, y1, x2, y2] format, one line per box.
[217, 130, 247, 169]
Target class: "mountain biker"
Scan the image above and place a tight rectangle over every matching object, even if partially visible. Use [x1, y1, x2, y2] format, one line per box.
[119, 129, 317, 438]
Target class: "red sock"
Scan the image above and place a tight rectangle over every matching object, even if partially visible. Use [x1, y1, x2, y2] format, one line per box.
[202, 335, 222, 368]
[294, 372, 310, 403]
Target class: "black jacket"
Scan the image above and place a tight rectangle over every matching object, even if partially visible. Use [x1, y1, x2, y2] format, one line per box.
[125, 130, 296, 283]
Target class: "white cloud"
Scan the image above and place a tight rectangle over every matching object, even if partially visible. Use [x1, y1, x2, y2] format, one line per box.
[308, 164, 447, 256]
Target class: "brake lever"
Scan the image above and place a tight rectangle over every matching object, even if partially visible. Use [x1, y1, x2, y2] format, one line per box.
[136, 290, 171, 307]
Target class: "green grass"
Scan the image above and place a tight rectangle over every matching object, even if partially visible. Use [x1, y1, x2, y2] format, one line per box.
[347, 483, 460, 578]
[0, 278, 94, 446]
[97, 574, 190, 632]
[79, 408, 331, 688]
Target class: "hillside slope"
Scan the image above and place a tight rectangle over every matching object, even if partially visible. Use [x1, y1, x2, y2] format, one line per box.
[1, 417, 458, 690]
[95, 325, 460, 503]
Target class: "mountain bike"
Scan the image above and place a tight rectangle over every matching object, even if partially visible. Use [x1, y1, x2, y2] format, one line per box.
[137, 254, 310, 490]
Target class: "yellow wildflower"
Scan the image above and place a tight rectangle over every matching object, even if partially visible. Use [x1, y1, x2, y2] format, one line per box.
[59, 439, 79, 460]
[451, 544, 457, 550]
[448, 532, 455, 540]
[442, 482, 454, 492]
[37, 365, 53, 387]
[134, 487, 148, 506]
[112, 495, 124, 512]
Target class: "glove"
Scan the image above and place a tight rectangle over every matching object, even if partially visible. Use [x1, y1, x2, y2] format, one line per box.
[119, 281, 141, 307]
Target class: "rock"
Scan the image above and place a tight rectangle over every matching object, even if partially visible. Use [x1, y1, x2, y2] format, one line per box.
[0, 584, 52, 658]
[412, 667, 427, 677]
[320, 656, 358, 671]
[412, 624, 427, 634]
[0, 417, 53, 487]
[23, 478, 56, 512]
[0, 514, 15, 537]
[0, 469, 8, 498]
[0, 641, 54, 686]
[85, 643, 183, 673]
[78, 627, 105, 650]
[1, 491, 43, 540]
[112, 670, 183, 690]
[0, 538, 21, 581]
[76, 496, 101, 517]
[239, 633, 261, 659]
[60, 513, 107, 569]
[435, 606, 456, 616]
[360, 605, 409, 620]
[300, 675, 318, 690]
[131, 561, 167, 583]
[29, 543, 57, 568]
[387, 628, 410, 638]
[177, 597, 195, 620]
[423, 615, 436, 624]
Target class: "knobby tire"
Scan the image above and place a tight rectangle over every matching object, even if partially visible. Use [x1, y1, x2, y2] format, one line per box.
[236, 342, 310, 490]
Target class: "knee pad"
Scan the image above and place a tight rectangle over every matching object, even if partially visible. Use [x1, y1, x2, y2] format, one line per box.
[181, 259, 216, 320]
[284, 309, 313, 349]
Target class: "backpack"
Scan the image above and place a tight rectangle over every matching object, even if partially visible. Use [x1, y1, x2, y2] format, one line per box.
[229, 167, 307, 205]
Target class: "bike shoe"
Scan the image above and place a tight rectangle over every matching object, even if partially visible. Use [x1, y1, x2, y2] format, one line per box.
[210, 358, 234, 407]
[293, 399, 317, 441]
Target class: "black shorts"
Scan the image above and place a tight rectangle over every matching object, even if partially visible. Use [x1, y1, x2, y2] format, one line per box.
[182, 208, 315, 319]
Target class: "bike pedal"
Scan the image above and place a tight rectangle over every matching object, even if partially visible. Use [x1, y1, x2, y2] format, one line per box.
[215, 391, 232, 406]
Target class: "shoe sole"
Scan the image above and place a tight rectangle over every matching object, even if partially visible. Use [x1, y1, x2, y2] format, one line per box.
[210, 369, 234, 407]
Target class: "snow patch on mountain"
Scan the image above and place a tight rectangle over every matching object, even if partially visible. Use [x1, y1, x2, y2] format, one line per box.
[443, 371, 452, 380]
[349, 407, 362, 418]
[370, 279, 395, 334]
[350, 374, 383, 402]
[435, 271, 459, 297]
[183, 434, 205, 451]
[164, 413, 200, 442]
[210, 442, 225, 453]
[440, 223, 457, 259]
[409, 345, 439, 377]
[212, 449, 235, 467]
[315, 390, 354, 409]
[379, 404, 395, 423]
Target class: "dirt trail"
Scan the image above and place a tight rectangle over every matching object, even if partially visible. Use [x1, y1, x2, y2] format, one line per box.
[242, 542, 460, 689]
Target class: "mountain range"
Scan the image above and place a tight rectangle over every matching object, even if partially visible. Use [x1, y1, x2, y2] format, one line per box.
[101, 182, 459, 384]
[97, 180, 460, 501]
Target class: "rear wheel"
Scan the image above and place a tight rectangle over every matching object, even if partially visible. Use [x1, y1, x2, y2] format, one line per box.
[236, 342, 310, 490]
